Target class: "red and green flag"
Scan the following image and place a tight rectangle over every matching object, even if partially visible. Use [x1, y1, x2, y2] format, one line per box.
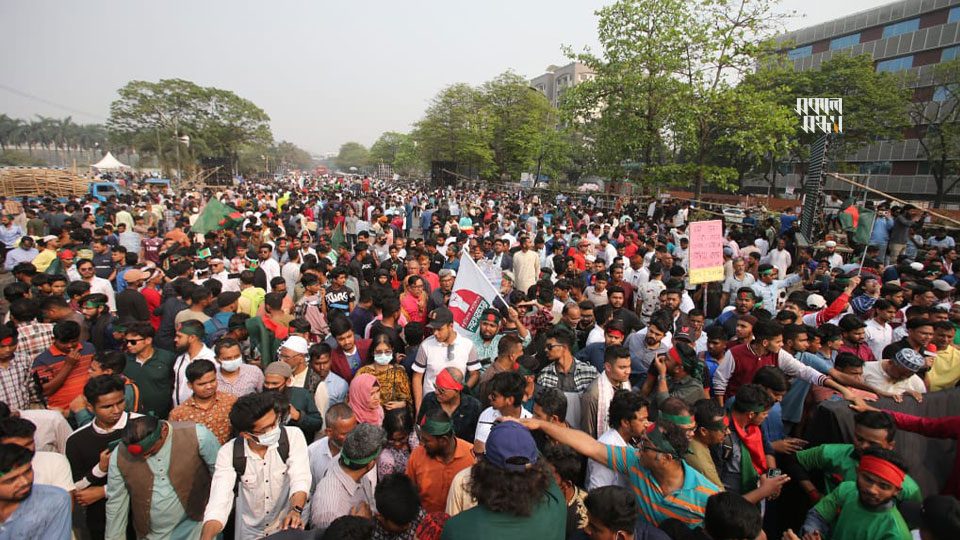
[192, 198, 244, 234]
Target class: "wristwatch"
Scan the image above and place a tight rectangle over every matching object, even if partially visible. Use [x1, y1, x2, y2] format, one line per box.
[292, 505, 304, 514]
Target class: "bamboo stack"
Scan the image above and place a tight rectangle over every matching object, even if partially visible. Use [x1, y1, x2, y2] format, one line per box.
[0, 168, 89, 198]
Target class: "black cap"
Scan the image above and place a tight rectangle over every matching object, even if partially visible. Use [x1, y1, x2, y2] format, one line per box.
[217, 291, 241, 308]
[427, 306, 454, 329]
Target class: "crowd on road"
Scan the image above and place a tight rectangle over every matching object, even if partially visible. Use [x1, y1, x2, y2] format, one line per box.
[0, 172, 958, 540]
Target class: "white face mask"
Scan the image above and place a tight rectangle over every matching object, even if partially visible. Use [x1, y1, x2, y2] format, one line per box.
[373, 353, 393, 366]
[255, 424, 282, 447]
[220, 357, 243, 372]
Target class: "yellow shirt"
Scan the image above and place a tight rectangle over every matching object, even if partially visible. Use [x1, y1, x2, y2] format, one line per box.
[31, 249, 57, 273]
[927, 347, 960, 391]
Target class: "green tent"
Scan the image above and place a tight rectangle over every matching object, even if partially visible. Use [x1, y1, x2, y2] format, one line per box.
[192, 198, 243, 235]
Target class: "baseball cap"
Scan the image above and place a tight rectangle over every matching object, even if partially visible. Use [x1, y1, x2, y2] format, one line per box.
[893, 348, 925, 373]
[673, 326, 694, 343]
[932, 280, 955, 292]
[427, 306, 454, 329]
[806, 294, 827, 310]
[484, 421, 539, 472]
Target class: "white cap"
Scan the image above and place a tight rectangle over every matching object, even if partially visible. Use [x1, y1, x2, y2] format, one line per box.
[806, 294, 827, 310]
[825, 240, 837, 248]
[932, 279, 955, 292]
[280, 336, 309, 355]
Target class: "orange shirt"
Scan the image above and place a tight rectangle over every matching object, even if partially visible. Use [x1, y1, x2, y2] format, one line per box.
[405, 437, 475, 513]
[31, 343, 94, 410]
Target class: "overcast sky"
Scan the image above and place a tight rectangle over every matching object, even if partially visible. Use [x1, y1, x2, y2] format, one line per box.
[1, 0, 883, 154]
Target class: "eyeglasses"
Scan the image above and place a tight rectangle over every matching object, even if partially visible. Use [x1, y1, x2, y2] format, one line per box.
[125, 339, 143, 345]
[544, 343, 561, 350]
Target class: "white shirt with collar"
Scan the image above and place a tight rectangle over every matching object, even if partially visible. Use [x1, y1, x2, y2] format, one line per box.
[203, 427, 311, 539]
[172, 345, 216, 407]
[587, 429, 630, 490]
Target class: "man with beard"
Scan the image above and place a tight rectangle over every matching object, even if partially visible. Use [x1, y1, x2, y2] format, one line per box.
[467, 307, 530, 370]
[416, 367, 482, 442]
[658, 288, 688, 336]
[405, 408, 476, 513]
[624, 314, 671, 386]
[0, 443, 72, 537]
[800, 447, 911, 540]
[171, 320, 216, 408]
[427, 269, 456, 313]
[257, 243, 281, 293]
[839, 314, 877, 362]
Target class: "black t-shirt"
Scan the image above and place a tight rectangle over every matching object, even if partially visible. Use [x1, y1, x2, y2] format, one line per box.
[325, 285, 355, 315]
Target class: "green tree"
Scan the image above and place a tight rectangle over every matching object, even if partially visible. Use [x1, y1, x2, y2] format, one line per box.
[370, 131, 421, 175]
[107, 78, 272, 176]
[335, 142, 370, 171]
[745, 54, 911, 182]
[565, 0, 794, 196]
[480, 71, 559, 180]
[412, 83, 493, 178]
[910, 58, 960, 207]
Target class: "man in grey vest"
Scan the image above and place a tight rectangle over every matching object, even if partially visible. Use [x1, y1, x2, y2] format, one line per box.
[104, 415, 219, 539]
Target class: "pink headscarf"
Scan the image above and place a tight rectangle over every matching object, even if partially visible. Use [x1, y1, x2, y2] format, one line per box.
[348, 373, 384, 425]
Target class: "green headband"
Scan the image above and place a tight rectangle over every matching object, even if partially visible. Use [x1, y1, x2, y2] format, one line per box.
[660, 413, 694, 426]
[759, 268, 775, 276]
[126, 422, 163, 456]
[733, 402, 768, 414]
[83, 300, 106, 309]
[177, 324, 205, 338]
[421, 418, 454, 436]
[341, 448, 382, 467]
[701, 418, 728, 431]
[644, 425, 680, 460]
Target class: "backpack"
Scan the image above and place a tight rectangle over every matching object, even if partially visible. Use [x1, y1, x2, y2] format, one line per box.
[232, 427, 290, 494]
[204, 315, 229, 347]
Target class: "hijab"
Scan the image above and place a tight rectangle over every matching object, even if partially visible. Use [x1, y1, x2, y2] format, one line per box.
[349, 373, 384, 425]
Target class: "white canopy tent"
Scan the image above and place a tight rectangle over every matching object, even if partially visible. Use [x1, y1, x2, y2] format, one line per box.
[91, 152, 130, 171]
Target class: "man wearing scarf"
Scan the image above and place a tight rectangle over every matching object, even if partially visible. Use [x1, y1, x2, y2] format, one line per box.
[580, 344, 632, 439]
[800, 448, 912, 540]
[715, 383, 776, 496]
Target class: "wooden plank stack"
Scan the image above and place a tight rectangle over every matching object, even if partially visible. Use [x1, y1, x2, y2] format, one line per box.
[0, 168, 89, 198]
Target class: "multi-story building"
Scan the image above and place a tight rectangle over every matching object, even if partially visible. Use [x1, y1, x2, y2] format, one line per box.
[529, 62, 595, 107]
[750, 0, 960, 206]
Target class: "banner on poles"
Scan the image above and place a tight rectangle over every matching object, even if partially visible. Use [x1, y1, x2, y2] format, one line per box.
[448, 252, 509, 335]
[688, 220, 725, 284]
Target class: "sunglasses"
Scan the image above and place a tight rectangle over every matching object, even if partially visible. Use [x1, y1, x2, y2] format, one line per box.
[125, 339, 143, 345]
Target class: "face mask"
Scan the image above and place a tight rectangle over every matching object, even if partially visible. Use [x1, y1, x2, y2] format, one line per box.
[373, 353, 393, 366]
[220, 357, 243, 372]
[255, 424, 282, 447]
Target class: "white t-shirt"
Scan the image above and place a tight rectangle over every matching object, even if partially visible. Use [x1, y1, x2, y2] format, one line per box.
[474, 406, 533, 443]
[412, 335, 481, 395]
[587, 429, 630, 490]
[862, 361, 926, 395]
[864, 319, 894, 361]
[33, 451, 75, 492]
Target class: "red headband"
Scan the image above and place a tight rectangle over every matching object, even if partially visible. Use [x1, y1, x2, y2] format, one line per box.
[859, 455, 905, 488]
[607, 329, 625, 339]
[0, 337, 13, 346]
[668, 346, 682, 364]
[435, 369, 464, 391]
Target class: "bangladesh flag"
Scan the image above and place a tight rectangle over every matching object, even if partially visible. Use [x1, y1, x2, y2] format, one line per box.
[192, 198, 243, 234]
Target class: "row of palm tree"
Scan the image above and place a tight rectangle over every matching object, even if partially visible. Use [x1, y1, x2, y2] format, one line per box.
[0, 114, 109, 159]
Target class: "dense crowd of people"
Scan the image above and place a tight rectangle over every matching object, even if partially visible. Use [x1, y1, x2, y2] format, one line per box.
[0, 172, 958, 540]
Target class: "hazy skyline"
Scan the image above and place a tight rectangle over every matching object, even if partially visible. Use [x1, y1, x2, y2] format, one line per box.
[1, 0, 884, 155]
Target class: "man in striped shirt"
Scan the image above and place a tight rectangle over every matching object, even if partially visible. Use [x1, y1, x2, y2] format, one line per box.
[516, 417, 720, 528]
